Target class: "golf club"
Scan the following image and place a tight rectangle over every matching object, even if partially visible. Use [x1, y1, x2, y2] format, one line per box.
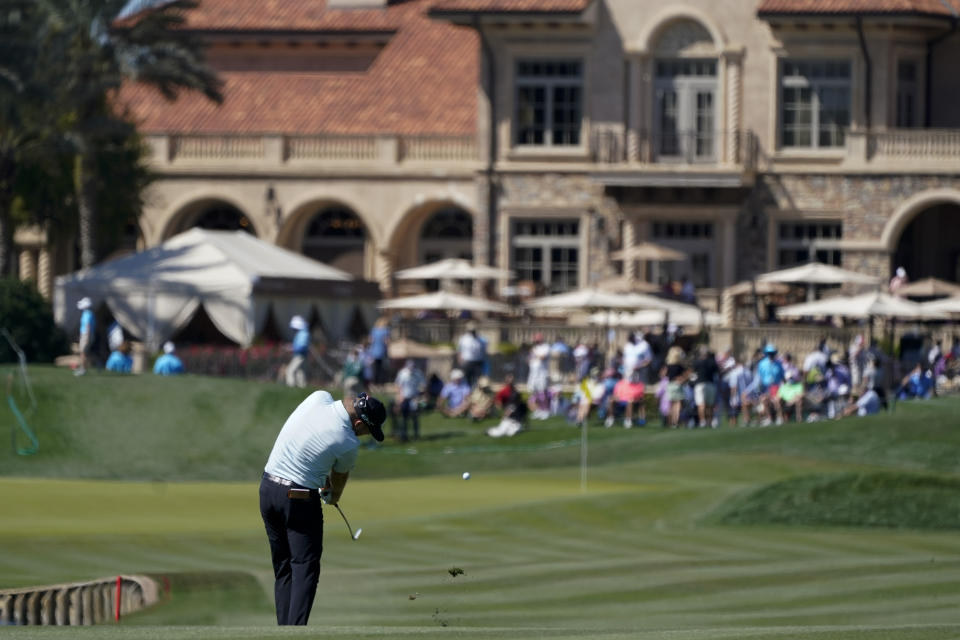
[334, 504, 362, 541]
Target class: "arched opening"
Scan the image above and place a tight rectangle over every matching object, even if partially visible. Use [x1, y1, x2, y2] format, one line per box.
[171, 199, 256, 236]
[419, 207, 473, 263]
[651, 19, 719, 162]
[301, 206, 366, 278]
[417, 206, 474, 291]
[892, 202, 960, 282]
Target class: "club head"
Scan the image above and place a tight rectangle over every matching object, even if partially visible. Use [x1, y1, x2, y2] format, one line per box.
[352, 528, 362, 541]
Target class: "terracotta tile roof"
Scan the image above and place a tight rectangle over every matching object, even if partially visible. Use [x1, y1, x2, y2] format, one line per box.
[117, 0, 478, 135]
[758, 0, 960, 16]
[430, 0, 592, 13]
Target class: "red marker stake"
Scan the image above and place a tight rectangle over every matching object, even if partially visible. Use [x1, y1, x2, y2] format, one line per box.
[115, 576, 122, 622]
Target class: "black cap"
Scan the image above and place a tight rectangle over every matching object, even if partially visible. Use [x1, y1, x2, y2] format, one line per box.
[353, 393, 386, 442]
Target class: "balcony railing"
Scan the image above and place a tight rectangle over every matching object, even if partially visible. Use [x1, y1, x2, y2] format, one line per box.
[148, 133, 480, 167]
[592, 128, 757, 169]
[844, 128, 960, 171]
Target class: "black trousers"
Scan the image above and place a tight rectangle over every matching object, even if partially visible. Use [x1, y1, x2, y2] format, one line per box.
[259, 474, 324, 625]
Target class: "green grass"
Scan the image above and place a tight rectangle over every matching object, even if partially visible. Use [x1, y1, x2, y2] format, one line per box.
[714, 472, 960, 529]
[4, 366, 960, 639]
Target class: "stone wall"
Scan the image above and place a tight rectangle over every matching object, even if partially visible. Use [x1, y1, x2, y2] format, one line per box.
[0, 575, 158, 626]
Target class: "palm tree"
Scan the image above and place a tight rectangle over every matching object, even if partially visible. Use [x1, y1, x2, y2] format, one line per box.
[0, 0, 43, 275]
[36, 0, 222, 269]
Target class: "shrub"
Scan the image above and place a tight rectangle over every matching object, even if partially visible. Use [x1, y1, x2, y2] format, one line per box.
[0, 278, 70, 363]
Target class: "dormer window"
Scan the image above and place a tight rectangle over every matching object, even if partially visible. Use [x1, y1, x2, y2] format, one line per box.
[514, 59, 583, 147]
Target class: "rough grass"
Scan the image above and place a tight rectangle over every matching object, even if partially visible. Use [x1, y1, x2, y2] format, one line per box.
[713, 471, 960, 530]
[5, 366, 960, 482]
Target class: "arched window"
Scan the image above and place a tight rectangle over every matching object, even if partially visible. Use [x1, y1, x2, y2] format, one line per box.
[652, 19, 718, 161]
[176, 202, 255, 235]
[419, 207, 473, 263]
[302, 206, 366, 277]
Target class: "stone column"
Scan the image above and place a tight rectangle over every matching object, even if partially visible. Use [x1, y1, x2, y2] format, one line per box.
[622, 219, 637, 280]
[37, 247, 52, 299]
[19, 248, 37, 283]
[376, 249, 395, 295]
[720, 218, 737, 289]
[636, 54, 653, 163]
[723, 48, 744, 165]
[625, 55, 641, 163]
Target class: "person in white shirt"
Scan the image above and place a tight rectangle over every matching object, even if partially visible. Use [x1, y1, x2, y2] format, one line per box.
[260, 391, 386, 626]
[456, 322, 486, 387]
[393, 359, 425, 442]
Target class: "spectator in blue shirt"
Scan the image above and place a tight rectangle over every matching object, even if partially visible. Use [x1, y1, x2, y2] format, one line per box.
[756, 343, 785, 424]
[76, 297, 95, 376]
[369, 317, 391, 386]
[105, 341, 133, 374]
[154, 341, 185, 376]
[438, 369, 472, 418]
[286, 315, 311, 388]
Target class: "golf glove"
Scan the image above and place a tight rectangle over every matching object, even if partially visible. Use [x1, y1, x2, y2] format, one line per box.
[320, 489, 336, 505]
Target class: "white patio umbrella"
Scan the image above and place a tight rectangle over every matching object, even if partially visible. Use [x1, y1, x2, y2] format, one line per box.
[525, 287, 675, 312]
[610, 242, 687, 262]
[776, 291, 947, 320]
[894, 277, 960, 299]
[757, 261, 882, 302]
[378, 290, 510, 313]
[758, 262, 883, 286]
[923, 296, 960, 315]
[589, 308, 723, 328]
[394, 258, 514, 281]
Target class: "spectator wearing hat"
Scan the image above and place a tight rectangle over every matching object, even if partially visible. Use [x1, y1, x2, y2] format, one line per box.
[286, 316, 311, 388]
[154, 341, 185, 376]
[438, 369, 472, 418]
[527, 334, 551, 419]
[105, 341, 134, 374]
[260, 390, 386, 625]
[756, 343, 785, 425]
[75, 297, 95, 376]
[777, 371, 805, 422]
[889, 266, 908, 294]
[468, 376, 496, 421]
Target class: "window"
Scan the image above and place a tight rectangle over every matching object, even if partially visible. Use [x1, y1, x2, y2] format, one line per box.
[654, 59, 718, 161]
[777, 221, 843, 267]
[511, 219, 580, 293]
[780, 60, 851, 148]
[515, 60, 583, 147]
[651, 222, 715, 288]
[896, 59, 919, 128]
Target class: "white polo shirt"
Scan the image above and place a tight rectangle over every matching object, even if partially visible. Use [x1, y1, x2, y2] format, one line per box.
[264, 390, 359, 489]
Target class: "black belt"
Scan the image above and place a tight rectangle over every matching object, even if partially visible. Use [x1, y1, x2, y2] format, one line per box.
[263, 472, 313, 489]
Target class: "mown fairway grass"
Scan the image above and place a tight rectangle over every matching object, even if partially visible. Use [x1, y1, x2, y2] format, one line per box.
[3, 366, 960, 639]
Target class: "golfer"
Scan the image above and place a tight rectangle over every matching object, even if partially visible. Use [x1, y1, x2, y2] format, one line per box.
[260, 390, 386, 625]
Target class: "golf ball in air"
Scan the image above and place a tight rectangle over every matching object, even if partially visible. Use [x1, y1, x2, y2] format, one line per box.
[462, 472, 471, 480]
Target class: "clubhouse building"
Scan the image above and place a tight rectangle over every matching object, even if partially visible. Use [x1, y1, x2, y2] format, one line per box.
[16, 0, 960, 311]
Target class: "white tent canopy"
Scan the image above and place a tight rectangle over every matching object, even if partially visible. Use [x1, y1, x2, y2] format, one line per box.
[55, 228, 380, 349]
